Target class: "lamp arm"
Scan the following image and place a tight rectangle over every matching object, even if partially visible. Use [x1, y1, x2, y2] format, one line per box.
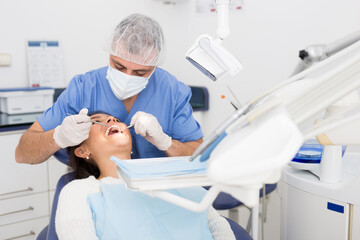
[215, 0, 231, 40]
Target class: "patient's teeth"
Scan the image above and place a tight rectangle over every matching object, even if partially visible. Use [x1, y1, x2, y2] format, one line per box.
[105, 125, 121, 136]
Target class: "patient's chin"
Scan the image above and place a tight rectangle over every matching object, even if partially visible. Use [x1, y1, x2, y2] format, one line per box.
[110, 136, 131, 147]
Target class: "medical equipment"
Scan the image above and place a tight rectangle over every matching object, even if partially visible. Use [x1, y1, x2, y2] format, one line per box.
[90, 120, 108, 127]
[66, 113, 108, 127]
[186, 35, 243, 81]
[288, 31, 360, 184]
[116, 31, 360, 240]
[186, 0, 243, 81]
[278, 31, 360, 240]
[121, 124, 133, 132]
[280, 151, 360, 240]
[0, 87, 54, 115]
[291, 31, 360, 76]
[190, 31, 360, 161]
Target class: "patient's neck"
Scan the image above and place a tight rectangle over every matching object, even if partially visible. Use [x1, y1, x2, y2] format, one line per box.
[97, 152, 131, 180]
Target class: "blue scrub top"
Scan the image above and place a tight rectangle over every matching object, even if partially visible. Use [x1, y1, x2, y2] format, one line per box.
[38, 67, 203, 160]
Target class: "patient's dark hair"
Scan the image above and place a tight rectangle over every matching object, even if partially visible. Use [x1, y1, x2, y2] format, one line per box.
[67, 110, 111, 179]
[68, 145, 100, 179]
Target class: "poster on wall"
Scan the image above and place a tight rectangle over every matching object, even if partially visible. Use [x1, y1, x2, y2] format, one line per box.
[26, 41, 65, 88]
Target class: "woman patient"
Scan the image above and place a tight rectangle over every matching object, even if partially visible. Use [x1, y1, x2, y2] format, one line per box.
[55, 113, 235, 239]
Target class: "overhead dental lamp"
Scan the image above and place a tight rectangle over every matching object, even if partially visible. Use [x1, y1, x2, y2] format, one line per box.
[186, 0, 243, 81]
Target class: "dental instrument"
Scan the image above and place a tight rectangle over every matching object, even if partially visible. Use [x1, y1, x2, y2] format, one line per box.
[66, 113, 108, 127]
[66, 113, 133, 132]
[89, 120, 108, 127]
[121, 125, 133, 132]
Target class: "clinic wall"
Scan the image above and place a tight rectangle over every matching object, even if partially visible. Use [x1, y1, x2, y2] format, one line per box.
[1, 0, 360, 135]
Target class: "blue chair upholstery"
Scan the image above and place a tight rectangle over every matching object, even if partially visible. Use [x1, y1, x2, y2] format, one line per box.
[36, 225, 48, 240]
[204, 184, 277, 239]
[53, 148, 70, 165]
[206, 184, 277, 210]
[225, 217, 253, 240]
[37, 172, 74, 240]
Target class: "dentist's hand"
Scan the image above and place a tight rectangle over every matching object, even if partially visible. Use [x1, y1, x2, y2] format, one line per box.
[131, 111, 172, 151]
[53, 108, 92, 148]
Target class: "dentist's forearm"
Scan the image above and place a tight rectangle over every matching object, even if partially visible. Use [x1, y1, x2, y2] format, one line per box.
[165, 138, 203, 157]
[15, 123, 60, 164]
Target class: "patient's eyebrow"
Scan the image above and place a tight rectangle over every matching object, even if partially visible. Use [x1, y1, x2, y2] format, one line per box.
[90, 115, 106, 121]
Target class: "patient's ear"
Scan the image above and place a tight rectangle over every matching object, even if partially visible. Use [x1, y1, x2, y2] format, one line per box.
[74, 146, 89, 159]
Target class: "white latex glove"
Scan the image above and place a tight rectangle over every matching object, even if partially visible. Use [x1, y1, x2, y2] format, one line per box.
[53, 108, 92, 148]
[130, 111, 172, 151]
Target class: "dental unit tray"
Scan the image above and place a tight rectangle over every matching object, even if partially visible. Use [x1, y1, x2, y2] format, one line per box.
[112, 156, 212, 191]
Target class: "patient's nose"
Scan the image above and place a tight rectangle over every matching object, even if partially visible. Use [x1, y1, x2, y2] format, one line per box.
[106, 116, 117, 124]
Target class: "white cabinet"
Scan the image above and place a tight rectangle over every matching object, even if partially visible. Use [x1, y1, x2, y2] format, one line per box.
[353, 205, 360, 239]
[279, 182, 349, 240]
[0, 192, 49, 226]
[0, 217, 49, 240]
[0, 130, 68, 239]
[0, 132, 48, 200]
[280, 153, 360, 240]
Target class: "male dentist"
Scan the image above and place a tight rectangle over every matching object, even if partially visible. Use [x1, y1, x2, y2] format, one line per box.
[15, 13, 203, 164]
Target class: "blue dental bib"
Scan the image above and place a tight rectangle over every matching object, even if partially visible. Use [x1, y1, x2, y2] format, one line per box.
[87, 182, 213, 240]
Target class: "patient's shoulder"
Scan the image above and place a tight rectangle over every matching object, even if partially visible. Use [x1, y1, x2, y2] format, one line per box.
[60, 176, 101, 198]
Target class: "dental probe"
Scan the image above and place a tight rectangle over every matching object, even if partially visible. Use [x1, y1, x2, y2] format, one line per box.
[66, 113, 108, 127]
[89, 120, 108, 127]
[120, 125, 133, 133]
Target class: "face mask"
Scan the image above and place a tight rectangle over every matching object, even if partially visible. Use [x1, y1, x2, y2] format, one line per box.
[106, 66, 155, 100]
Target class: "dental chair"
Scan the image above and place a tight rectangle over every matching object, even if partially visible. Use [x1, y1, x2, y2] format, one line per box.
[37, 172, 74, 240]
[205, 184, 277, 240]
[37, 149, 252, 240]
[37, 149, 74, 240]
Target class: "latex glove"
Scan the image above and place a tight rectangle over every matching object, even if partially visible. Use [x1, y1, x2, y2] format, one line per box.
[130, 111, 172, 151]
[53, 108, 92, 148]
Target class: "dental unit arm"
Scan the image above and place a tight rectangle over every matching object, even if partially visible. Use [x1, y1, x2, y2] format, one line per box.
[292, 31, 360, 76]
[289, 31, 360, 183]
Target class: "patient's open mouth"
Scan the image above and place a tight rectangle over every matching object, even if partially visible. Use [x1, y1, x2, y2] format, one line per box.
[105, 125, 121, 136]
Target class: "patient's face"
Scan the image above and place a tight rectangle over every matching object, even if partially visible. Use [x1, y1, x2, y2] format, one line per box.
[83, 113, 132, 159]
